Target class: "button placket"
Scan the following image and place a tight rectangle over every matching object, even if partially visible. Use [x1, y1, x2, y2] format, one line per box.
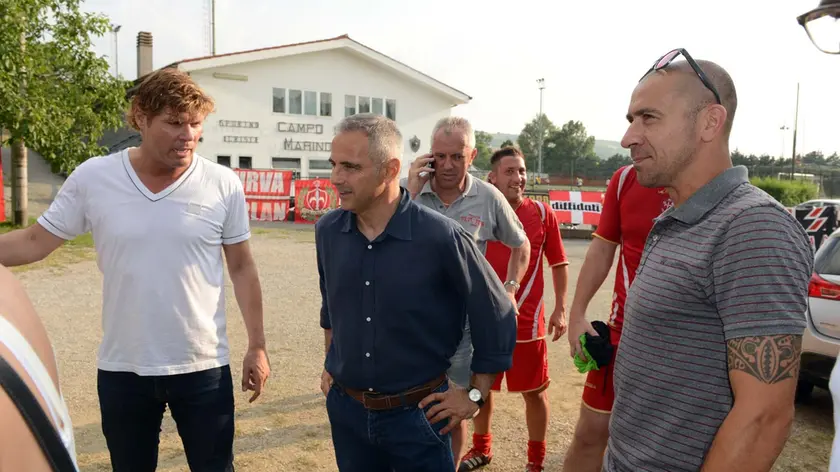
[361, 239, 377, 385]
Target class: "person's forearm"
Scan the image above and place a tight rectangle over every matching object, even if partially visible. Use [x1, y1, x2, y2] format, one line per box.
[323, 329, 332, 356]
[0, 228, 50, 267]
[471, 373, 497, 399]
[506, 240, 530, 284]
[701, 404, 794, 471]
[569, 240, 616, 322]
[551, 264, 569, 311]
[230, 264, 265, 349]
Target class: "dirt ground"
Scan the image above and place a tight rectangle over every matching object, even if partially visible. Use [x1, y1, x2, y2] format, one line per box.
[12, 230, 835, 471]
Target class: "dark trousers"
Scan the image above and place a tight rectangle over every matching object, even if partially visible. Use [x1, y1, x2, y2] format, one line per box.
[97, 366, 235, 472]
[326, 380, 454, 472]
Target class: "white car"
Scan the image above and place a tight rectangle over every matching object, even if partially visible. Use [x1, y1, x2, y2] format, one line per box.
[800, 227, 840, 401]
[797, 199, 840, 209]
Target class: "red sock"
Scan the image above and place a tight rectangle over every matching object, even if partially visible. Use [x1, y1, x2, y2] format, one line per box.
[472, 433, 492, 455]
[527, 440, 546, 466]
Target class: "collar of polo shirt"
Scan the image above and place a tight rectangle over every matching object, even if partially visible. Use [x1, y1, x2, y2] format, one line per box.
[339, 187, 414, 241]
[659, 166, 749, 225]
[420, 172, 480, 199]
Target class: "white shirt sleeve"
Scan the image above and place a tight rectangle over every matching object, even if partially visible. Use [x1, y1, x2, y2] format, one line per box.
[221, 174, 251, 245]
[36, 169, 90, 240]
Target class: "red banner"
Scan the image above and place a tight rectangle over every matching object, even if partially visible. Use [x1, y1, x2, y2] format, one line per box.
[549, 190, 604, 226]
[235, 169, 293, 221]
[294, 178, 340, 224]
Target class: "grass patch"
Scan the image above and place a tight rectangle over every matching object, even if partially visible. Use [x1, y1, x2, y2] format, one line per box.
[0, 219, 96, 273]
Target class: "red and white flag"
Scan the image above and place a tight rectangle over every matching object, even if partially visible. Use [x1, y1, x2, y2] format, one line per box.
[548, 190, 603, 225]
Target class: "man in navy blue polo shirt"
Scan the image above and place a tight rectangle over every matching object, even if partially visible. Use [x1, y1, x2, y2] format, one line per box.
[316, 113, 517, 472]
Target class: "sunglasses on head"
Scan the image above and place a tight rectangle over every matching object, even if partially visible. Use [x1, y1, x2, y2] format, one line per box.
[641, 48, 722, 105]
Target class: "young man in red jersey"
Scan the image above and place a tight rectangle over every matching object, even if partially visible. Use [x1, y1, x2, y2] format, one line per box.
[459, 146, 569, 472]
[562, 164, 672, 471]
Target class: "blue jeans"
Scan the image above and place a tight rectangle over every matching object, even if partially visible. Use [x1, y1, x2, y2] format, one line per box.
[97, 366, 235, 472]
[326, 380, 454, 471]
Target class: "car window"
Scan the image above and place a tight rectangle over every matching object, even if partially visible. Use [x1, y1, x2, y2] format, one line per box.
[815, 237, 840, 275]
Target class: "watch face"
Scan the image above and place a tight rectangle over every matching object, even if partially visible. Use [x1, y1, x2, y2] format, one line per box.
[469, 389, 482, 402]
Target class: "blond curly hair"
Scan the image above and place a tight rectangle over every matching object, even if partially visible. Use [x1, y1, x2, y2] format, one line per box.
[127, 68, 215, 130]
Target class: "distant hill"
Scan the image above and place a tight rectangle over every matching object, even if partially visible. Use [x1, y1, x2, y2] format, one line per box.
[489, 133, 519, 148]
[486, 132, 629, 159]
[593, 140, 629, 159]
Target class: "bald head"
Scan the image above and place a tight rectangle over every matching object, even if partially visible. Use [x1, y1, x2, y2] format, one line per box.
[647, 59, 738, 136]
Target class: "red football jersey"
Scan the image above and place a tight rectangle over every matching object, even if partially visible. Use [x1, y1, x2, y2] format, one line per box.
[485, 198, 569, 342]
[595, 165, 673, 330]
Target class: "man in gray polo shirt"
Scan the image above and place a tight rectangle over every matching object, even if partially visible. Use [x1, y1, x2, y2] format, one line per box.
[402, 116, 529, 468]
[605, 50, 813, 472]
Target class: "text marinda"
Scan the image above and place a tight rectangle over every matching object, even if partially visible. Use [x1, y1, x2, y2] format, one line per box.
[277, 122, 331, 152]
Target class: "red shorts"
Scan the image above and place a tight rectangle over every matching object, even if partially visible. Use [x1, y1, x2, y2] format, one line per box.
[581, 327, 621, 413]
[491, 339, 550, 393]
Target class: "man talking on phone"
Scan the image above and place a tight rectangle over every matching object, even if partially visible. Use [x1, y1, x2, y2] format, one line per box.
[402, 116, 530, 467]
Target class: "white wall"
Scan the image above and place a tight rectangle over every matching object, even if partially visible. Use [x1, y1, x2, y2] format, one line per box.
[191, 48, 457, 178]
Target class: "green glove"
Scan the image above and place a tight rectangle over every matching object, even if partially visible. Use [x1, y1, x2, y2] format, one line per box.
[574, 333, 600, 374]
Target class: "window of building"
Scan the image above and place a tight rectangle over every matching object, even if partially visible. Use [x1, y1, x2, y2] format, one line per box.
[309, 159, 332, 170]
[386, 99, 397, 120]
[289, 90, 303, 114]
[304, 91, 317, 116]
[358, 96, 371, 114]
[217, 155, 231, 167]
[345, 95, 356, 117]
[372, 98, 383, 116]
[320, 92, 332, 117]
[272, 88, 286, 113]
[238, 156, 252, 169]
[272, 157, 302, 180]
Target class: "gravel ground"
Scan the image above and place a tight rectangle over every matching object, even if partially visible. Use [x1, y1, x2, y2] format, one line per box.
[12, 230, 835, 471]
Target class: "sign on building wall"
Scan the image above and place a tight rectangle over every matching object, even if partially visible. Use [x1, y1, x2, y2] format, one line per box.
[548, 190, 604, 226]
[283, 138, 331, 152]
[294, 178, 340, 224]
[220, 120, 259, 128]
[235, 169, 293, 221]
[224, 136, 259, 144]
[277, 122, 325, 134]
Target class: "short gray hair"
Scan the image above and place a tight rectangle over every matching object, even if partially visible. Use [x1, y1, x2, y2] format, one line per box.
[431, 116, 476, 149]
[335, 114, 403, 165]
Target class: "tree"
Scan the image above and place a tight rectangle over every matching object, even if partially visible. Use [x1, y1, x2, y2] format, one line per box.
[517, 114, 557, 172]
[543, 120, 598, 175]
[500, 139, 514, 148]
[0, 0, 129, 225]
[472, 130, 494, 170]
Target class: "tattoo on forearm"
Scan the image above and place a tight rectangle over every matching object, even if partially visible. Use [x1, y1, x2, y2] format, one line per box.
[727, 335, 802, 384]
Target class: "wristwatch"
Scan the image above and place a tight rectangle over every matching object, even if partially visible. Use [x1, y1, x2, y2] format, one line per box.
[468, 386, 485, 408]
[504, 280, 520, 292]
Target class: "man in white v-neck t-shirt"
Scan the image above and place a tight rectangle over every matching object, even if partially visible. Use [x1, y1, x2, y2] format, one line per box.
[0, 68, 270, 472]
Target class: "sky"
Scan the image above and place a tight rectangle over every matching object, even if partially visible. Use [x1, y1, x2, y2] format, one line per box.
[81, 0, 840, 158]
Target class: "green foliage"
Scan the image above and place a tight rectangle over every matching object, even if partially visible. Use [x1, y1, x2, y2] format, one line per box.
[0, 0, 130, 174]
[544, 120, 598, 175]
[500, 139, 514, 148]
[473, 130, 494, 170]
[750, 177, 818, 206]
[517, 114, 557, 171]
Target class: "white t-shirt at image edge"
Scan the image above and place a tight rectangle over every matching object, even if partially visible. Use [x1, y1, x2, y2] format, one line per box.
[37, 149, 251, 376]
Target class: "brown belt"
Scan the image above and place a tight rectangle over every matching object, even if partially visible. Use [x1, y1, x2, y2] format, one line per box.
[339, 374, 448, 411]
